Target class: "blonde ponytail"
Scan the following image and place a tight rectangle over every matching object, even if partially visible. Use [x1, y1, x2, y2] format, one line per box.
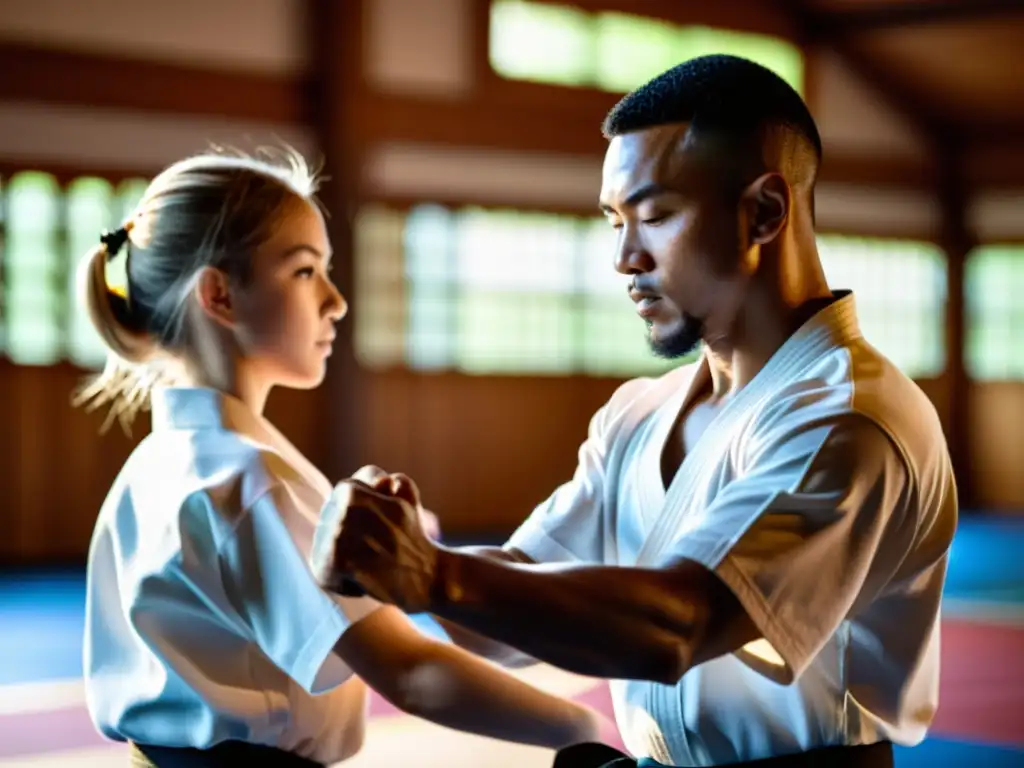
[72, 242, 170, 435]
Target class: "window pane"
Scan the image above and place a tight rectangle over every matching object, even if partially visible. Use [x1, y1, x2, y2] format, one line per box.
[490, 0, 594, 87]
[5, 172, 63, 365]
[579, 297, 680, 376]
[66, 176, 115, 369]
[577, 219, 680, 375]
[378, 204, 711, 377]
[593, 13, 689, 93]
[451, 209, 578, 372]
[966, 245, 1024, 381]
[404, 205, 456, 369]
[490, 0, 804, 95]
[817, 235, 946, 378]
[455, 292, 576, 374]
[578, 218, 622, 297]
[116, 178, 150, 223]
[354, 205, 406, 368]
[406, 204, 455, 285]
[456, 209, 577, 294]
[409, 283, 453, 370]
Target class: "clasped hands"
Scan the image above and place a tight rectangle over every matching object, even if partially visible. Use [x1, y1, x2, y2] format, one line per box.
[312, 465, 443, 614]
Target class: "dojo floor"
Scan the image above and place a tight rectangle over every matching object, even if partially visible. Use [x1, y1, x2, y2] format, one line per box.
[1, 516, 1022, 767]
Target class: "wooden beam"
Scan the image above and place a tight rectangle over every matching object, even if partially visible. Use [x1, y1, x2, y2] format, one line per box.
[811, 0, 1024, 34]
[0, 42, 309, 124]
[353, 92, 938, 190]
[964, 137, 1024, 189]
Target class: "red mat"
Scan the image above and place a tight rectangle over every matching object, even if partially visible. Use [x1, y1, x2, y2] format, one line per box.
[931, 619, 1024, 747]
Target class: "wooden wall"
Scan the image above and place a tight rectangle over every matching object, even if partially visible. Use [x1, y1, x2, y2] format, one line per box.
[0, 0, 1021, 564]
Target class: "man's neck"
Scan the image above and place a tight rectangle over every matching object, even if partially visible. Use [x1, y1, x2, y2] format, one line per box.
[705, 289, 834, 400]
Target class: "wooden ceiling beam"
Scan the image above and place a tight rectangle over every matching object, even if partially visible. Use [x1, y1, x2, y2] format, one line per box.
[809, 0, 1023, 35]
[781, 0, 954, 152]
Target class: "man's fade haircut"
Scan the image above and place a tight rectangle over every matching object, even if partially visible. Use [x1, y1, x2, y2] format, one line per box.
[602, 54, 822, 212]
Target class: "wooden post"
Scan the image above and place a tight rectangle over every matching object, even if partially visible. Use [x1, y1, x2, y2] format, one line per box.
[938, 138, 974, 508]
[306, 0, 367, 481]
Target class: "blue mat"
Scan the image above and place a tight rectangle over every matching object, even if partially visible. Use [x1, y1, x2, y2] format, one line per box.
[1, 518, 1023, 767]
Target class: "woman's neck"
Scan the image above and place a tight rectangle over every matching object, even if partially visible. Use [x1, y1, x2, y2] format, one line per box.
[181, 358, 271, 416]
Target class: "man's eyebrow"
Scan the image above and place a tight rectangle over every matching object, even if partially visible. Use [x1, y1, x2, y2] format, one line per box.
[599, 183, 668, 213]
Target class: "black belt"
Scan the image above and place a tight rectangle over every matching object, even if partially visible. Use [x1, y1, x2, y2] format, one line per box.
[129, 741, 325, 768]
[554, 740, 895, 768]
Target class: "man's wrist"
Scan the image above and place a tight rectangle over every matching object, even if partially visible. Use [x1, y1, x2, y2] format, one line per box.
[427, 546, 464, 613]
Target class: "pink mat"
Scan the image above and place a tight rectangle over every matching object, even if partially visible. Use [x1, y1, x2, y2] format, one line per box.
[929, 619, 1024, 747]
[1, 619, 1019, 759]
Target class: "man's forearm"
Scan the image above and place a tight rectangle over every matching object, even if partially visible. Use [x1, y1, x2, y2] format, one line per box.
[427, 548, 710, 684]
[431, 545, 538, 667]
[433, 617, 539, 667]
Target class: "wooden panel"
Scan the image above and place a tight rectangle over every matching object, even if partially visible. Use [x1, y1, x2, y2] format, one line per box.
[358, 371, 621, 535]
[0, 358, 968, 565]
[968, 383, 1024, 511]
[915, 377, 951, 438]
[0, 363, 331, 564]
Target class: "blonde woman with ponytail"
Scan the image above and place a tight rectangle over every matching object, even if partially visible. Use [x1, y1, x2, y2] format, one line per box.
[78, 150, 602, 768]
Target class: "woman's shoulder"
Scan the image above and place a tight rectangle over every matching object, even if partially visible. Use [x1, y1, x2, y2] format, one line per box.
[118, 428, 285, 517]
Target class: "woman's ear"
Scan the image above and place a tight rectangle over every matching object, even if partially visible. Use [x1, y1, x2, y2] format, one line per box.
[193, 266, 235, 328]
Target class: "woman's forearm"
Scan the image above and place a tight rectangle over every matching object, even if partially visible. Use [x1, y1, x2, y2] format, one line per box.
[394, 643, 601, 749]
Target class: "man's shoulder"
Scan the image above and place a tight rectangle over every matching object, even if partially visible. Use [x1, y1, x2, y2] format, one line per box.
[753, 341, 951, 492]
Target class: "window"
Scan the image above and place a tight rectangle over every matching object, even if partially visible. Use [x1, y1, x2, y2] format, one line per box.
[489, 0, 804, 95]
[0, 171, 149, 368]
[5, 172, 63, 365]
[355, 204, 682, 377]
[965, 245, 1024, 381]
[817, 235, 947, 378]
[357, 211, 951, 380]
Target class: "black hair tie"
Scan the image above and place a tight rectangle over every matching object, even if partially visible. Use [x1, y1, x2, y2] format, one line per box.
[100, 226, 131, 257]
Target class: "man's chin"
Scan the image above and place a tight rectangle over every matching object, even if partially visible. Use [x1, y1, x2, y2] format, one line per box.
[647, 322, 703, 360]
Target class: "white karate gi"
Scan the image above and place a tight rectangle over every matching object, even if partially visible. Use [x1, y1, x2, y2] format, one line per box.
[509, 291, 957, 766]
[84, 387, 381, 764]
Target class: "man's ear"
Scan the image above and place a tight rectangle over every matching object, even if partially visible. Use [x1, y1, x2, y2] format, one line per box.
[193, 266, 235, 328]
[741, 173, 790, 246]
